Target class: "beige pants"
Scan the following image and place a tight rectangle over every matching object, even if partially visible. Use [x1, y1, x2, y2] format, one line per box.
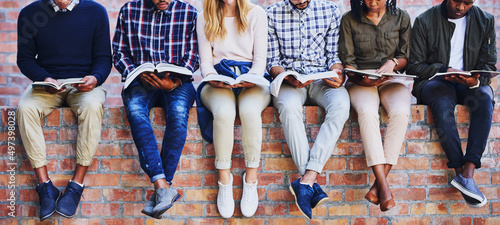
[201, 84, 271, 169]
[16, 78, 106, 168]
[347, 80, 411, 167]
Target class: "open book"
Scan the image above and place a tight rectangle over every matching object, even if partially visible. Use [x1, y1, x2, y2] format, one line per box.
[124, 62, 193, 89]
[429, 70, 500, 80]
[270, 70, 339, 97]
[32, 80, 85, 90]
[201, 74, 270, 87]
[344, 68, 417, 80]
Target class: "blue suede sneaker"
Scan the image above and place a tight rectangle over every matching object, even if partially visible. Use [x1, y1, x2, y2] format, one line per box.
[56, 181, 84, 218]
[451, 174, 487, 208]
[36, 180, 61, 221]
[311, 183, 329, 209]
[289, 178, 314, 220]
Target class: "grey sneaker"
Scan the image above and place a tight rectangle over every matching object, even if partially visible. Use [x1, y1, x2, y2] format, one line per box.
[141, 192, 156, 217]
[152, 188, 181, 219]
[451, 174, 487, 207]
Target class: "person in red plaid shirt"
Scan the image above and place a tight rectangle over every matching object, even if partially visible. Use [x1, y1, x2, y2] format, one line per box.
[112, 0, 199, 219]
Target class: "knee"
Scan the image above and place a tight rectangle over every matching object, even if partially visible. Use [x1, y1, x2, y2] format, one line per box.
[79, 101, 103, 117]
[276, 101, 302, 119]
[16, 100, 39, 118]
[212, 107, 236, 122]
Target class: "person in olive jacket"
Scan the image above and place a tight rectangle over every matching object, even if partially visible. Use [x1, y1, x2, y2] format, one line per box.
[407, 0, 496, 208]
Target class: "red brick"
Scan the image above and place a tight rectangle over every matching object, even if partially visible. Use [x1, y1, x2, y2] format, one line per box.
[182, 142, 203, 155]
[103, 189, 141, 202]
[410, 173, 448, 186]
[347, 157, 368, 170]
[392, 188, 426, 201]
[59, 128, 78, 141]
[430, 158, 450, 170]
[269, 127, 285, 140]
[475, 217, 500, 225]
[101, 158, 139, 171]
[181, 158, 215, 171]
[268, 218, 308, 225]
[434, 217, 472, 225]
[0, 1, 20, 8]
[329, 173, 367, 185]
[262, 142, 282, 154]
[172, 174, 202, 187]
[187, 218, 225, 225]
[267, 189, 294, 202]
[107, 107, 122, 125]
[264, 158, 297, 171]
[123, 203, 143, 216]
[45, 109, 60, 126]
[305, 106, 319, 124]
[352, 218, 389, 225]
[493, 172, 500, 185]
[85, 174, 120, 186]
[82, 188, 101, 201]
[227, 218, 266, 225]
[61, 218, 101, 225]
[80, 203, 120, 216]
[411, 105, 425, 123]
[121, 174, 151, 187]
[429, 188, 463, 201]
[407, 141, 443, 155]
[95, 144, 121, 156]
[42, 129, 58, 141]
[493, 202, 500, 214]
[369, 202, 409, 216]
[410, 202, 448, 215]
[102, 218, 144, 225]
[62, 108, 77, 125]
[164, 204, 203, 216]
[254, 173, 283, 185]
[333, 142, 364, 155]
[451, 202, 490, 214]
[405, 126, 431, 140]
[261, 107, 275, 124]
[392, 217, 431, 225]
[393, 157, 429, 170]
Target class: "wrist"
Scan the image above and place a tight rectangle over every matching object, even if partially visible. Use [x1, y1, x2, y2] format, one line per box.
[469, 80, 480, 89]
[167, 79, 179, 92]
[391, 58, 399, 70]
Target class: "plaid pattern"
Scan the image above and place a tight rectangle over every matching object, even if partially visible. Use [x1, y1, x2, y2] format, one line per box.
[49, 0, 79, 12]
[112, 0, 199, 80]
[266, 0, 342, 75]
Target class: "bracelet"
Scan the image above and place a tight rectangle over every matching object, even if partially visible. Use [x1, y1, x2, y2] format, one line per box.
[167, 79, 178, 92]
[391, 58, 399, 68]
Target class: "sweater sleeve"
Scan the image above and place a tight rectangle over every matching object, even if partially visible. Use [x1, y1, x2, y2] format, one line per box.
[247, 7, 268, 76]
[196, 12, 218, 77]
[90, 5, 112, 86]
[16, 8, 52, 82]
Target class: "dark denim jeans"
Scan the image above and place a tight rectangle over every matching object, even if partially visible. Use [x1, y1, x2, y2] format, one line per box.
[421, 79, 494, 169]
[122, 80, 195, 184]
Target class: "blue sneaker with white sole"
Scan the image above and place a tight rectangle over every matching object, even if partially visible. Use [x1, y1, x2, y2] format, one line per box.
[451, 174, 487, 208]
[289, 178, 313, 220]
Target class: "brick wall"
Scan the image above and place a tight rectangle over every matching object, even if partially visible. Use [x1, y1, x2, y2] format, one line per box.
[1, 0, 500, 224]
[1, 105, 500, 224]
[0, 0, 499, 106]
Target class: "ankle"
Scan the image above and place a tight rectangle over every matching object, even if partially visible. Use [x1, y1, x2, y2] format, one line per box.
[219, 171, 232, 185]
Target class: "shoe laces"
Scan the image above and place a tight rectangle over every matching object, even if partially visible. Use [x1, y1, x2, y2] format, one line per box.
[37, 184, 52, 200]
[64, 186, 83, 203]
[244, 183, 256, 201]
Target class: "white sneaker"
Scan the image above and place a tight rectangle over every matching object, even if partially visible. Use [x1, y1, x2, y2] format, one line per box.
[241, 172, 259, 217]
[217, 173, 234, 218]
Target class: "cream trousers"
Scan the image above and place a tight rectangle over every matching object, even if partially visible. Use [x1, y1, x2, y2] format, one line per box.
[201, 84, 271, 169]
[16, 79, 106, 168]
[347, 80, 411, 167]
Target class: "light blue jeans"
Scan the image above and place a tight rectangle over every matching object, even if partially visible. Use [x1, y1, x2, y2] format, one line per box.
[273, 80, 350, 175]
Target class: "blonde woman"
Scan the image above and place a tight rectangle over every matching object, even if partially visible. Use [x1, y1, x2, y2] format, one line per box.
[196, 0, 269, 218]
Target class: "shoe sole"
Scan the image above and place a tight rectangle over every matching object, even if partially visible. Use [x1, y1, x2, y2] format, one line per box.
[40, 191, 62, 221]
[451, 179, 485, 202]
[152, 193, 181, 219]
[312, 197, 329, 209]
[466, 198, 487, 208]
[141, 209, 154, 218]
[289, 185, 311, 220]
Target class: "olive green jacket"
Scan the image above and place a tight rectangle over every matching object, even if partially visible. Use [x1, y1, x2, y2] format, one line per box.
[407, 1, 497, 103]
[339, 8, 411, 70]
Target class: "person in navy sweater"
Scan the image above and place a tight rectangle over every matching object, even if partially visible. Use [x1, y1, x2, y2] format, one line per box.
[16, 0, 111, 221]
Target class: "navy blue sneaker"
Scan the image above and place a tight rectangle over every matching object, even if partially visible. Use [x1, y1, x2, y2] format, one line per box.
[56, 181, 84, 218]
[311, 183, 329, 209]
[289, 178, 314, 219]
[36, 180, 61, 221]
[451, 174, 487, 208]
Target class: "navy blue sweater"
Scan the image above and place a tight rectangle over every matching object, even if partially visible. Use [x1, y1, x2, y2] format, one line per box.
[17, 0, 112, 86]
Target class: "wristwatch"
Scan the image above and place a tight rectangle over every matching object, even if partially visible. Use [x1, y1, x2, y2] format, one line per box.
[391, 58, 399, 68]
